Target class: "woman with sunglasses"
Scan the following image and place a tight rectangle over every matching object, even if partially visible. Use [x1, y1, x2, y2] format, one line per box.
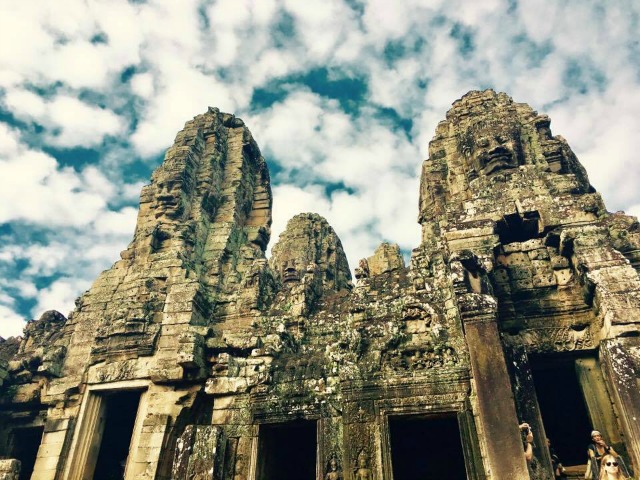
[588, 431, 632, 479]
[598, 454, 628, 480]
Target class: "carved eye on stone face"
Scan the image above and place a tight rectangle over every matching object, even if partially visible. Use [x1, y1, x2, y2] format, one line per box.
[496, 134, 507, 144]
[477, 137, 490, 148]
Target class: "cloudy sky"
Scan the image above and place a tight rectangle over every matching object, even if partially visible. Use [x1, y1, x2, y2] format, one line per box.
[0, 0, 639, 338]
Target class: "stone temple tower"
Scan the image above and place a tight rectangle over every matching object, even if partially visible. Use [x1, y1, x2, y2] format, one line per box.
[1, 90, 639, 480]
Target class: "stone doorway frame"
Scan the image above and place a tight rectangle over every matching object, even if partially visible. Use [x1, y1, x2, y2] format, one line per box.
[377, 400, 484, 480]
[527, 352, 626, 467]
[62, 379, 149, 480]
[250, 418, 323, 480]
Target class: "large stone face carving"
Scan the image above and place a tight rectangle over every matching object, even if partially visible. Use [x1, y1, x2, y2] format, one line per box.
[419, 90, 595, 234]
[1, 91, 639, 480]
[460, 118, 523, 179]
[269, 213, 351, 294]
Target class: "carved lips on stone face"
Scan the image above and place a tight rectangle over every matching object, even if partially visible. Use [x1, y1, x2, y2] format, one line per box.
[282, 260, 301, 284]
[462, 121, 522, 179]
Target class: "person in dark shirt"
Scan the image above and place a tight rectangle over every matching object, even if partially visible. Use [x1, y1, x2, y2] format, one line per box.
[547, 438, 567, 479]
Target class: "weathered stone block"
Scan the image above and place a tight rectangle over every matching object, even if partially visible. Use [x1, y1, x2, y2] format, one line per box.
[0, 459, 20, 480]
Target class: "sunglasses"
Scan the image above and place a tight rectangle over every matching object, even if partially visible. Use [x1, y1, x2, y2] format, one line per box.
[605, 462, 619, 467]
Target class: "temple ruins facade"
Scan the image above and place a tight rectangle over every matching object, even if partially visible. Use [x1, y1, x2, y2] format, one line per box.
[1, 90, 639, 479]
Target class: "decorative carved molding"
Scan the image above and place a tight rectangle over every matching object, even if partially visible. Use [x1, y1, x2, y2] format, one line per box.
[502, 325, 595, 352]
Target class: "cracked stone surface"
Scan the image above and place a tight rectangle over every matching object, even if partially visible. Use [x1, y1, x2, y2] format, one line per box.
[1, 90, 639, 480]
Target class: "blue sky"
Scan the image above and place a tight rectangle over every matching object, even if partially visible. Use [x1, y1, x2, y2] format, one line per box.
[1, 0, 639, 337]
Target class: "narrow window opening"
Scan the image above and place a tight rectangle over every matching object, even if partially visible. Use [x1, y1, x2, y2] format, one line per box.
[531, 356, 591, 466]
[93, 390, 142, 480]
[257, 420, 316, 480]
[495, 211, 541, 244]
[10, 426, 44, 480]
[389, 414, 466, 480]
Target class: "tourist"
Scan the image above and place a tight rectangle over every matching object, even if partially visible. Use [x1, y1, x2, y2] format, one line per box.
[589, 430, 618, 464]
[598, 454, 627, 480]
[520, 422, 545, 480]
[587, 431, 631, 480]
[547, 438, 567, 479]
[520, 422, 534, 462]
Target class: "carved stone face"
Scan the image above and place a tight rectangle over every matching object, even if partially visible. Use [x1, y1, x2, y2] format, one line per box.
[154, 178, 185, 219]
[462, 121, 522, 178]
[282, 260, 300, 284]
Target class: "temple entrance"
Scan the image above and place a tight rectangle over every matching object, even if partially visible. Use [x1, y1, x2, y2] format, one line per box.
[64, 386, 147, 479]
[389, 414, 467, 480]
[530, 355, 592, 467]
[93, 390, 142, 480]
[11, 426, 43, 480]
[257, 420, 317, 480]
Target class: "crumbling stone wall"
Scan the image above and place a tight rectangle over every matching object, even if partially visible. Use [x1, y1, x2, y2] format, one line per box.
[1, 90, 638, 480]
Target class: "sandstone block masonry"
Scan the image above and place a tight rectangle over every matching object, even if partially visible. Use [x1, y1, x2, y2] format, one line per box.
[1, 91, 639, 480]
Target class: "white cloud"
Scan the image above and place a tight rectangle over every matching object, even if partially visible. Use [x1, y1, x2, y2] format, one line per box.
[2, 91, 124, 147]
[0, 147, 107, 227]
[362, 0, 417, 44]
[264, 92, 424, 268]
[47, 42, 113, 90]
[120, 182, 146, 203]
[130, 61, 237, 157]
[2, 89, 46, 118]
[546, 83, 640, 211]
[31, 278, 86, 320]
[0, 305, 26, 339]
[0, 0, 639, 329]
[0, 0, 142, 91]
[81, 166, 117, 200]
[130, 73, 155, 99]
[93, 207, 138, 237]
[282, 0, 357, 62]
[22, 244, 70, 277]
[626, 204, 640, 219]
[368, 57, 424, 115]
[46, 96, 124, 147]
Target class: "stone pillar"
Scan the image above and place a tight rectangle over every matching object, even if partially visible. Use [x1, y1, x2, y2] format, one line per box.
[575, 357, 623, 453]
[319, 417, 344, 480]
[460, 293, 530, 480]
[342, 399, 378, 480]
[32, 417, 74, 480]
[172, 426, 225, 480]
[62, 393, 106, 480]
[599, 337, 640, 474]
[504, 344, 554, 479]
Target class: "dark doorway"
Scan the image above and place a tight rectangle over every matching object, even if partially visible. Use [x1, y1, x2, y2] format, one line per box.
[531, 357, 592, 466]
[93, 390, 142, 480]
[389, 414, 467, 480]
[11, 426, 44, 480]
[257, 420, 317, 480]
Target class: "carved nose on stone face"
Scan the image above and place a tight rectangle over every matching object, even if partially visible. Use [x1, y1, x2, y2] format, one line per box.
[486, 134, 507, 150]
